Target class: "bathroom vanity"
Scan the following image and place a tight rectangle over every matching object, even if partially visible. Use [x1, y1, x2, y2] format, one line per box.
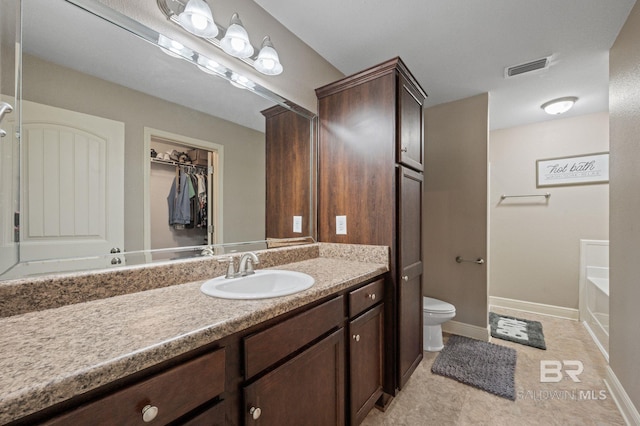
[0, 243, 388, 425]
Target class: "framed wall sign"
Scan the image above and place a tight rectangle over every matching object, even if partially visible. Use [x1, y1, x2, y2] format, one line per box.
[536, 152, 609, 188]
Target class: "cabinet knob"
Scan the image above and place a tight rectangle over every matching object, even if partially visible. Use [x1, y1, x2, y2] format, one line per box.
[353, 334, 360, 342]
[142, 404, 159, 423]
[401, 146, 408, 153]
[110, 247, 121, 254]
[249, 406, 262, 420]
[367, 293, 376, 301]
[402, 275, 409, 282]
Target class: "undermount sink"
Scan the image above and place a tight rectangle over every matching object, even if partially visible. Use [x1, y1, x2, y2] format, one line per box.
[200, 270, 315, 299]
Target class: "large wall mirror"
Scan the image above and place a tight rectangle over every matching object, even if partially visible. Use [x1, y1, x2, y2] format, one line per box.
[0, 0, 315, 280]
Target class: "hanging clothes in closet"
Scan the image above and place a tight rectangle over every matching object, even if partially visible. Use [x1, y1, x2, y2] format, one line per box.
[167, 166, 208, 230]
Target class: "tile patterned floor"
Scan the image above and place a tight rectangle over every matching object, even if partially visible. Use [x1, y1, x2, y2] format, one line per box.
[363, 308, 624, 426]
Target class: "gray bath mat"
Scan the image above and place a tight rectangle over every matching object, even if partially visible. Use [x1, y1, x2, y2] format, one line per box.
[489, 312, 546, 350]
[431, 335, 517, 400]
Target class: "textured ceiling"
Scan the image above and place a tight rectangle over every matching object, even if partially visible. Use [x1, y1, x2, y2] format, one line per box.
[254, 0, 636, 129]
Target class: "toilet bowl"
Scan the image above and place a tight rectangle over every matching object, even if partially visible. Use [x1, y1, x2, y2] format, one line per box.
[423, 297, 456, 352]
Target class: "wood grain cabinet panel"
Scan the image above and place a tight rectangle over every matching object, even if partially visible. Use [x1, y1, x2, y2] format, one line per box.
[349, 304, 384, 425]
[244, 296, 344, 379]
[349, 278, 384, 318]
[42, 348, 226, 426]
[262, 105, 311, 239]
[316, 57, 426, 395]
[243, 329, 345, 426]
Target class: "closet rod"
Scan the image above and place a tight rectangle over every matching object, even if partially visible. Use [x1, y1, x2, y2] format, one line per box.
[500, 192, 550, 200]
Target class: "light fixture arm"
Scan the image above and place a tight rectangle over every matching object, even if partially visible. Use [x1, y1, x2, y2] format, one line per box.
[157, 0, 266, 70]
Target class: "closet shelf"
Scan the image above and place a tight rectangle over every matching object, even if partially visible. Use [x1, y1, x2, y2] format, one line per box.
[150, 157, 207, 170]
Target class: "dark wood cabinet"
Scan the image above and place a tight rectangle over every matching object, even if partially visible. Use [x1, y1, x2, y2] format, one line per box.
[316, 57, 426, 395]
[398, 76, 424, 172]
[41, 348, 226, 426]
[262, 105, 312, 239]
[21, 277, 388, 426]
[398, 167, 424, 388]
[349, 304, 384, 425]
[243, 328, 345, 426]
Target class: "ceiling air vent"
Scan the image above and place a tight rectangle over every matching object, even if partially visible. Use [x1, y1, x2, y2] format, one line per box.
[504, 57, 550, 78]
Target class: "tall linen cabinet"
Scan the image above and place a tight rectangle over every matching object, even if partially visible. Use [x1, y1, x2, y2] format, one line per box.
[316, 57, 426, 397]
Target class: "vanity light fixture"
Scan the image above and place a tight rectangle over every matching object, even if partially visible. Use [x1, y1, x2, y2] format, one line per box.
[220, 13, 254, 58]
[196, 55, 224, 76]
[229, 72, 256, 90]
[541, 96, 578, 115]
[157, 0, 283, 75]
[157, 34, 194, 60]
[254, 36, 283, 75]
[177, 0, 218, 38]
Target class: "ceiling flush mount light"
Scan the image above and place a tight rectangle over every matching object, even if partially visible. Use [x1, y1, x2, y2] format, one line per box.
[221, 13, 254, 58]
[178, 0, 218, 38]
[158, 1, 284, 75]
[541, 96, 578, 115]
[254, 36, 283, 75]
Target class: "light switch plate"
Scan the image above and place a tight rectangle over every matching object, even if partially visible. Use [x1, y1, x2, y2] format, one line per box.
[336, 215, 347, 235]
[293, 216, 302, 233]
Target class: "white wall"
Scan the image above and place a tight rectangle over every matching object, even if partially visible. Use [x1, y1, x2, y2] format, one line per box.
[424, 94, 489, 329]
[489, 112, 609, 309]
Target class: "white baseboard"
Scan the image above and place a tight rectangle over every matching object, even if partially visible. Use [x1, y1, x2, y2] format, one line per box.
[443, 320, 490, 342]
[605, 365, 640, 426]
[489, 296, 579, 321]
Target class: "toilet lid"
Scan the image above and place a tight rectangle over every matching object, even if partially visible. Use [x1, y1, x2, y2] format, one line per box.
[423, 297, 455, 314]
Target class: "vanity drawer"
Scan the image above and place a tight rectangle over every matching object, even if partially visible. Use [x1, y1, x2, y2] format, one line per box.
[43, 348, 226, 426]
[349, 278, 384, 318]
[244, 295, 344, 379]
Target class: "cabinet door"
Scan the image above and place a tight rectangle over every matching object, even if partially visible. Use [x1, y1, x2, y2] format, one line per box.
[263, 106, 311, 239]
[397, 166, 423, 389]
[243, 329, 345, 426]
[349, 304, 384, 426]
[397, 75, 424, 172]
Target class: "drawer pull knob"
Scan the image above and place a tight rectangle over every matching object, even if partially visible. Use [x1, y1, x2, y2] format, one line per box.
[142, 405, 159, 422]
[401, 146, 408, 153]
[353, 334, 360, 342]
[402, 275, 409, 282]
[250, 406, 262, 420]
[367, 293, 376, 300]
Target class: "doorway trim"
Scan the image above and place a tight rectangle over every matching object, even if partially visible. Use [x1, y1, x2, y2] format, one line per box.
[143, 127, 224, 251]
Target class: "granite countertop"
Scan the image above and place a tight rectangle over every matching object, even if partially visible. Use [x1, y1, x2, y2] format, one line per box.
[0, 253, 388, 424]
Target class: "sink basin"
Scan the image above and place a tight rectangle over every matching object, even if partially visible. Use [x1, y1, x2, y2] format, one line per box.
[200, 270, 315, 299]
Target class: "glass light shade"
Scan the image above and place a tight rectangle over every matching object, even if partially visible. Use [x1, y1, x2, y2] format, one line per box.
[254, 36, 283, 75]
[220, 13, 254, 58]
[196, 55, 223, 75]
[178, 0, 218, 38]
[541, 96, 578, 115]
[157, 34, 193, 59]
[229, 73, 255, 90]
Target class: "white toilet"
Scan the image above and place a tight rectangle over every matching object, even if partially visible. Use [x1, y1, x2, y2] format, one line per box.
[423, 297, 456, 352]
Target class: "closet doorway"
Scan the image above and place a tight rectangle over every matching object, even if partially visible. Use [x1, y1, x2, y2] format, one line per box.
[143, 128, 222, 252]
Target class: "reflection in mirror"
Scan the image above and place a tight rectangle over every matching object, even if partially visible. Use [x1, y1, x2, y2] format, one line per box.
[0, 0, 315, 280]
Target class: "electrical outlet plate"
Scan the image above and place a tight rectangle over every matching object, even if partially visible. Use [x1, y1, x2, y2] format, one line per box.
[336, 215, 347, 235]
[293, 216, 302, 233]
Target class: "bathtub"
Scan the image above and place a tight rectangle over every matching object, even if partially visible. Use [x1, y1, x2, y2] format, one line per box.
[579, 240, 609, 360]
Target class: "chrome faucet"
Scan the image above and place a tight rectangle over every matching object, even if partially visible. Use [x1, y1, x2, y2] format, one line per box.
[238, 252, 259, 276]
[218, 252, 260, 279]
